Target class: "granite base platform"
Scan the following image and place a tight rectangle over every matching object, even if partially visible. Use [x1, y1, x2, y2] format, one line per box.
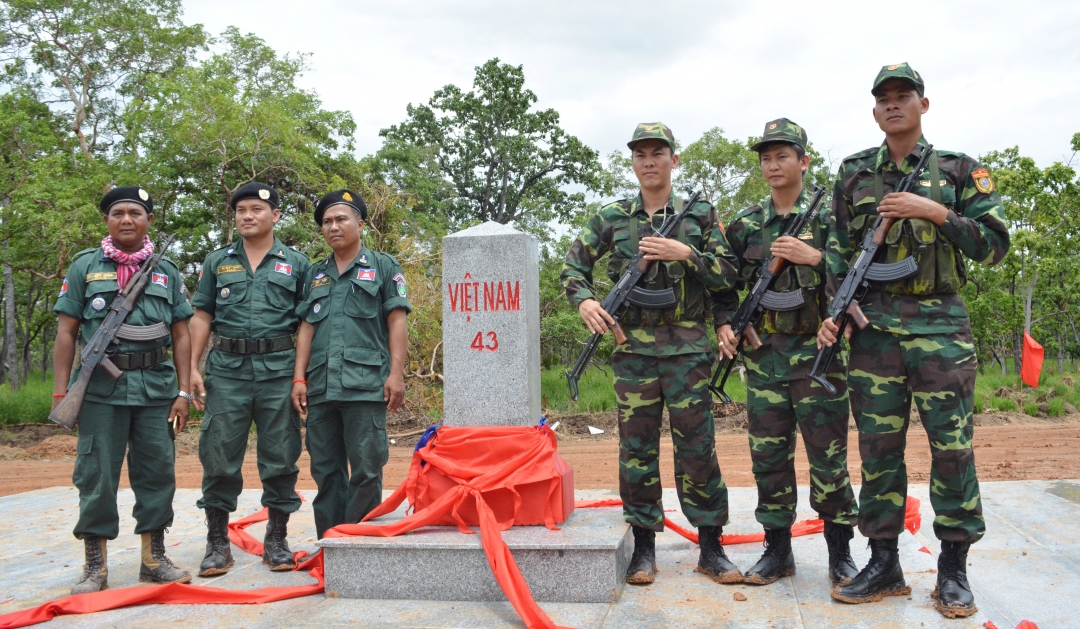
[316, 504, 631, 603]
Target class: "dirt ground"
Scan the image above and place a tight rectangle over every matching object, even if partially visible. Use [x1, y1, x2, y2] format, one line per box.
[2, 406, 1079, 497]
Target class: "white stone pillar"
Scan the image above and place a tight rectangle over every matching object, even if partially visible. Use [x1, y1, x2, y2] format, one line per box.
[441, 221, 541, 426]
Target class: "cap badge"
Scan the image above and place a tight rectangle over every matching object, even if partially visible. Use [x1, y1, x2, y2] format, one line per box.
[258, 189, 270, 200]
[220, 287, 231, 299]
[91, 297, 106, 311]
[342, 191, 353, 202]
[644, 125, 654, 131]
[888, 64, 899, 71]
[768, 123, 777, 130]
[138, 189, 149, 201]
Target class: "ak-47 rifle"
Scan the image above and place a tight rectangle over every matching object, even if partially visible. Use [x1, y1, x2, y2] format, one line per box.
[708, 185, 828, 404]
[807, 145, 935, 395]
[49, 234, 178, 430]
[565, 189, 703, 401]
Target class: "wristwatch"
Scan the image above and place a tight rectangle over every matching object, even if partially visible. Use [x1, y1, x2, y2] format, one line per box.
[177, 391, 194, 403]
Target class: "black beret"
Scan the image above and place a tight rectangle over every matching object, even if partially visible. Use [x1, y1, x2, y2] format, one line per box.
[100, 186, 153, 214]
[230, 182, 279, 210]
[315, 189, 367, 225]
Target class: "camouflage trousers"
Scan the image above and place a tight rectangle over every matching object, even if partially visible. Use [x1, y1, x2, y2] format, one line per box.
[746, 374, 858, 530]
[849, 326, 984, 543]
[612, 350, 728, 531]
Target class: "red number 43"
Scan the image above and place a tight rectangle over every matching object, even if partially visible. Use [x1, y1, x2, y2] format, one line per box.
[470, 331, 499, 352]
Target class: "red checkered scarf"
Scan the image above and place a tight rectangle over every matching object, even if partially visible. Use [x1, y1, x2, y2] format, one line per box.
[101, 235, 154, 288]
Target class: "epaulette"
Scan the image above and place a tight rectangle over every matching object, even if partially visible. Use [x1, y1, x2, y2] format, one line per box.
[732, 204, 763, 222]
[72, 247, 98, 261]
[602, 198, 633, 214]
[380, 252, 401, 267]
[933, 148, 965, 159]
[842, 147, 879, 163]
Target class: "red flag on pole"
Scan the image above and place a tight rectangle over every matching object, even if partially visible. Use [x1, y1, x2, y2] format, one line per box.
[1021, 331, 1044, 388]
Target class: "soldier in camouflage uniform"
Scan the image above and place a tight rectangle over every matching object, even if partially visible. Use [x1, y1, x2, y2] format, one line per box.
[818, 64, 1009, 616]
[714, 119, 859, 587]
[562, 122, 743, 586]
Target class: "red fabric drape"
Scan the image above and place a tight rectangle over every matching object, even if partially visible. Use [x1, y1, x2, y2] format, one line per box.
[1022, 331, 1044, 388]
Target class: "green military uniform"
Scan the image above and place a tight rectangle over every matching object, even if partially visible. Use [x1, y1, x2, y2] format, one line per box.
[717, 185, 858, 531]
[192, 238, 311, 515]
[829, 130, 1010, 544]
[561, 163, 739, 532]
[297, 246, 411, 538]
[54, 247, 193, 540]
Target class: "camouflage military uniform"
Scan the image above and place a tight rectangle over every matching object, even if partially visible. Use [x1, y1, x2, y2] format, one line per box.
[716, 187, 858, 531]
[562, 189, 739, 531]
[828, 137, 1010, 543]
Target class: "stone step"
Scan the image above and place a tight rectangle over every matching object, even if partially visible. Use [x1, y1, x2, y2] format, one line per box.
[317, 505, 631, 603]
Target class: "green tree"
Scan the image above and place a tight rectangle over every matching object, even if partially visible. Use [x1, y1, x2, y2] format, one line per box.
[378, 58, 606, 237]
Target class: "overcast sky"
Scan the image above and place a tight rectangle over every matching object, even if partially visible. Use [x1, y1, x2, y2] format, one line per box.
[182, 0, 1080, 180]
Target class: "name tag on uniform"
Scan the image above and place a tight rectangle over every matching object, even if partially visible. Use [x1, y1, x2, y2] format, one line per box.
[798, 231, 814, 241]
[151, 272, 168, 288]
[356, 268, 376, 282]
[274, 262, 293, 276]
[217, 264, 244, 274]
[311, 276, 331, 289]
[86, 272, 117, 282]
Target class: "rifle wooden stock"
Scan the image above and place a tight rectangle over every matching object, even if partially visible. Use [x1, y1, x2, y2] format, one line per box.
[49, 366, 93, 430]
[847, 302, 870, 329]
[610, 320, 628, 345]
[743, 325, 763, 350]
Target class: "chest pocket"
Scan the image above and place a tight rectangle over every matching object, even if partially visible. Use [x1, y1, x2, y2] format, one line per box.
[216, 272, 249, 309]
[345, 277, 379, 318]
[303, 284, 332, 324]
[266, 268, 298, 310]
[140, 282, 173, 323]
[82, 281, 118, 321]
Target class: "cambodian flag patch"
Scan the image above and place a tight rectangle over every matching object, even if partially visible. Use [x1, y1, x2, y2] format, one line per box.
[274, 262, 293, 276]
[151, 272, 168, 289]
[356, 268, 376, 282]
[59, 279, 68, 297]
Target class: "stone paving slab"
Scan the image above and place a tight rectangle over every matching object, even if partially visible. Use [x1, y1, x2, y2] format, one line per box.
[0, 482, 1074, 628]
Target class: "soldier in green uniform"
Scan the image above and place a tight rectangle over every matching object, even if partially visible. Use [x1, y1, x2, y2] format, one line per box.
[189, 182, 311, 576]
[818, 64, 1009, 616]
[292, 189, 411, 539]
[714, 119, 859, 587]
[52, 186, 195, 594]
[562, 123, 743, 586]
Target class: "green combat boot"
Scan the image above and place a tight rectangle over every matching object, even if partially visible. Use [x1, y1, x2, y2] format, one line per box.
[139, 529, 192, 584]
[198, 507, 234, 577]
[263, 508, 296, 571]
[71, 536, 108, 594]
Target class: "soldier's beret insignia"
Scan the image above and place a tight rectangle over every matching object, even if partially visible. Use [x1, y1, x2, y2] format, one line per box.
[644, 125, 654, 131]
[138, 189, 149, 201]
[768, 123, 777, 130]
[258, 189, 270, 200]
[971, 168, 995, 194]
[888, 64, 899, 70]
[342, 191, 353, 202]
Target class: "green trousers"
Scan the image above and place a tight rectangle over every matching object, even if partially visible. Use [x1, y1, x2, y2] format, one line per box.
[746, 374, 858, 530]
[612, 351, 728, 532]
[196, 374, 302, 514]
[849, 325, 984, 543]
[72, 401, 175, 540]
[306, 400, 389, 538]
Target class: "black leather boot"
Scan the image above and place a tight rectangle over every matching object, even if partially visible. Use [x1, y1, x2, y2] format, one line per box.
[832, 537, 910, 603]
[139, 529, 192, 584]
[932, 541, 978, 618]
[824, 521, 859, 585]
[624, 525, 657, 584]
[263, 508, 296, 571]
[743, 527, 795, 585]
[71, 536, 108, 594]
[198, 507, 234, 577]
[694, 526, 743, 584]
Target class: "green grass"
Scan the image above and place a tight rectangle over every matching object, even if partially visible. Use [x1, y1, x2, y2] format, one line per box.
[0, 373, 54, 425]
[1049, 397, 1065, 417]
[541, 363, 747, 414]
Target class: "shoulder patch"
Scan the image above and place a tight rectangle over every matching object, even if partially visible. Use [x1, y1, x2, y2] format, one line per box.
[971, 168, 995, 194]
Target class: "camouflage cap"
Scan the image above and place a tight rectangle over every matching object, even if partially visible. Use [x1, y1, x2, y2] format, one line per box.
[750, 118, 808, 153]
[871, 62, 925, 97]
[627, 122, 676, 151]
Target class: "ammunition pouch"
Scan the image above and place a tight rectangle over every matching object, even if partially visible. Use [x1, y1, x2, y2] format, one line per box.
[849, 214, 965, 296]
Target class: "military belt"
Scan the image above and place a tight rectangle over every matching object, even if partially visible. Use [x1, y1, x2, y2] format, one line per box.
[110, 346, 170, 370]
[213, 335, 294, 355]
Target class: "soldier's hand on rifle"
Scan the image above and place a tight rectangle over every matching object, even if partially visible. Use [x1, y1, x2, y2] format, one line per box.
[816, 316, 854, 349]
[639, 236, 692, 261]
[579, 298, 616, 335]
[716, 324, 739, 359]
[770, 236, 822, 267]
[169, 396, 189, 433]
[877, 192, 948, 225]
[190, 369, 207, 411]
